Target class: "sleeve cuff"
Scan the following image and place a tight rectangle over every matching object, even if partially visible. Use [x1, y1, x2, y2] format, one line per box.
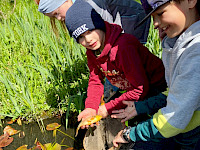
[129, 118, 165, 142]
[135, 93, 167, 115]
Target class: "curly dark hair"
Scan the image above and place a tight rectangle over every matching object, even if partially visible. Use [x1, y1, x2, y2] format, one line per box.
[197, 0, 200, 14]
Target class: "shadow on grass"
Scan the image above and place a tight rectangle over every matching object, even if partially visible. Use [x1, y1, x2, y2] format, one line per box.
[45, 58, 88, 109]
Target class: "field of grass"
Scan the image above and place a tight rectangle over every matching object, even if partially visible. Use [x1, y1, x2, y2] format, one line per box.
[0, 0, 162, 127]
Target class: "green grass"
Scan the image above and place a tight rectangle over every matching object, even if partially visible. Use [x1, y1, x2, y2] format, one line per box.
[145, 18, 163, 58]
[0, 0, 88, 125]
[0, 0, 162, 127]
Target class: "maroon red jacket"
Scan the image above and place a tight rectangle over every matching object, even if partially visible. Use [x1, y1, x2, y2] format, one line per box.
[86, 21, 166, 114]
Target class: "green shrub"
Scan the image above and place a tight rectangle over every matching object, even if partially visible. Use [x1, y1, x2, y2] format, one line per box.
[0, 0, 162, 126]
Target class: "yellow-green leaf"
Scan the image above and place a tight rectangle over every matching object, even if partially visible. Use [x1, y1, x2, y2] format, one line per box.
[53, 130, 57, 137]
[51, 143, 61, 150]
[16, 145, 28, 150]
[46, 123, 61, 131]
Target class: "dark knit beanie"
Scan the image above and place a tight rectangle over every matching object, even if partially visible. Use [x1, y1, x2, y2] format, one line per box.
[65, 0, 106, 42]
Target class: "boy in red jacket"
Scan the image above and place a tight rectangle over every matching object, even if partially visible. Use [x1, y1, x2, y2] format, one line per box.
[65, 0, 167, 148]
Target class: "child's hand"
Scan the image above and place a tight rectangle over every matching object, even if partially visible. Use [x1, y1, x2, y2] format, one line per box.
[98, 105, 108, 118]
[111, 101, 137, 122]
[113, 130, 128, 147]
[77, 108, 96, 129]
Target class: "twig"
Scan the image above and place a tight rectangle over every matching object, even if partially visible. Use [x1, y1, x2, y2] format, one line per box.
[0, 0, 16, 19]
[12, 0, 16, 13]
[0, 10, 6, 19]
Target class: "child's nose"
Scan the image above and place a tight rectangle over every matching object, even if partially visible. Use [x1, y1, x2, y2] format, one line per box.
[153, 18, 160, 29]
[56, 15, 62, 21]
[85, 35, 92, 43]
[154, 22, 160, 30]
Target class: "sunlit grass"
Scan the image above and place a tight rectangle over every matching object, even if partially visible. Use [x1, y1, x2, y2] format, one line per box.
[0, 0, 88, 124]
[145, 18, 163, 58]
[0, 0, 162, 128]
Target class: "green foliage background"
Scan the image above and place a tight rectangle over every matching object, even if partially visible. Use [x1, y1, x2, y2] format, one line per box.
[0, 0, 162, 125]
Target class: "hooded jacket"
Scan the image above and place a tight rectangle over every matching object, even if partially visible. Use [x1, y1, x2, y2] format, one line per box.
[84, 0, 151, 44]
[85, 22, 166, 114]
[129, 20, 200, 142]
[153, 20, 200, 137]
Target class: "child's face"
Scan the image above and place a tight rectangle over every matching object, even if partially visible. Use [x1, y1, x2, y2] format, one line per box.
[152, 0, 196, 38]
[45, 1, 72, 21]
[78, 29, 105, 51]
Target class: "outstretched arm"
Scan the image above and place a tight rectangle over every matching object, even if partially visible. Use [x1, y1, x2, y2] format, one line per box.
[111, 101, 137, 122]
[111, 93, 167, 122]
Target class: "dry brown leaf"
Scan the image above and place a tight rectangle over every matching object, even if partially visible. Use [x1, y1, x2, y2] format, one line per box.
[6, 118, 17, 124]
[31, 145, 42, 150]
[36, 141, 46, 150]
[0, 133, 9, 147]
[3, 125, 19, 136]
[0, 133, 8, 143]
[6, 120, 14, 125]
[0, 132, 13, 148]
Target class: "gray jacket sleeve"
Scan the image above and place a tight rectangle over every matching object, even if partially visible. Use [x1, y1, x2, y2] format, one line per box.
[85, 0, 151, 43]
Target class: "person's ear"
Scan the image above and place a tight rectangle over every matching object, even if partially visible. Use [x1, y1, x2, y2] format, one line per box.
[188, 0, 197, 9]
[67, 0, 73, 4]
[34, 0, 40, 5]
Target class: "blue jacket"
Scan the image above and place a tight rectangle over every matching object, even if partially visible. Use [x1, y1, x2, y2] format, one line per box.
[73, 0, 150, 43]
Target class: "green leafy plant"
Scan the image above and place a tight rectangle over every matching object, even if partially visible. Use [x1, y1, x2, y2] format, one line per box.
[0, 0, 162, 129]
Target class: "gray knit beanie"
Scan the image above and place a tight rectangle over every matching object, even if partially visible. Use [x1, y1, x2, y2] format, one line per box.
[38, 0, 67, 13]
